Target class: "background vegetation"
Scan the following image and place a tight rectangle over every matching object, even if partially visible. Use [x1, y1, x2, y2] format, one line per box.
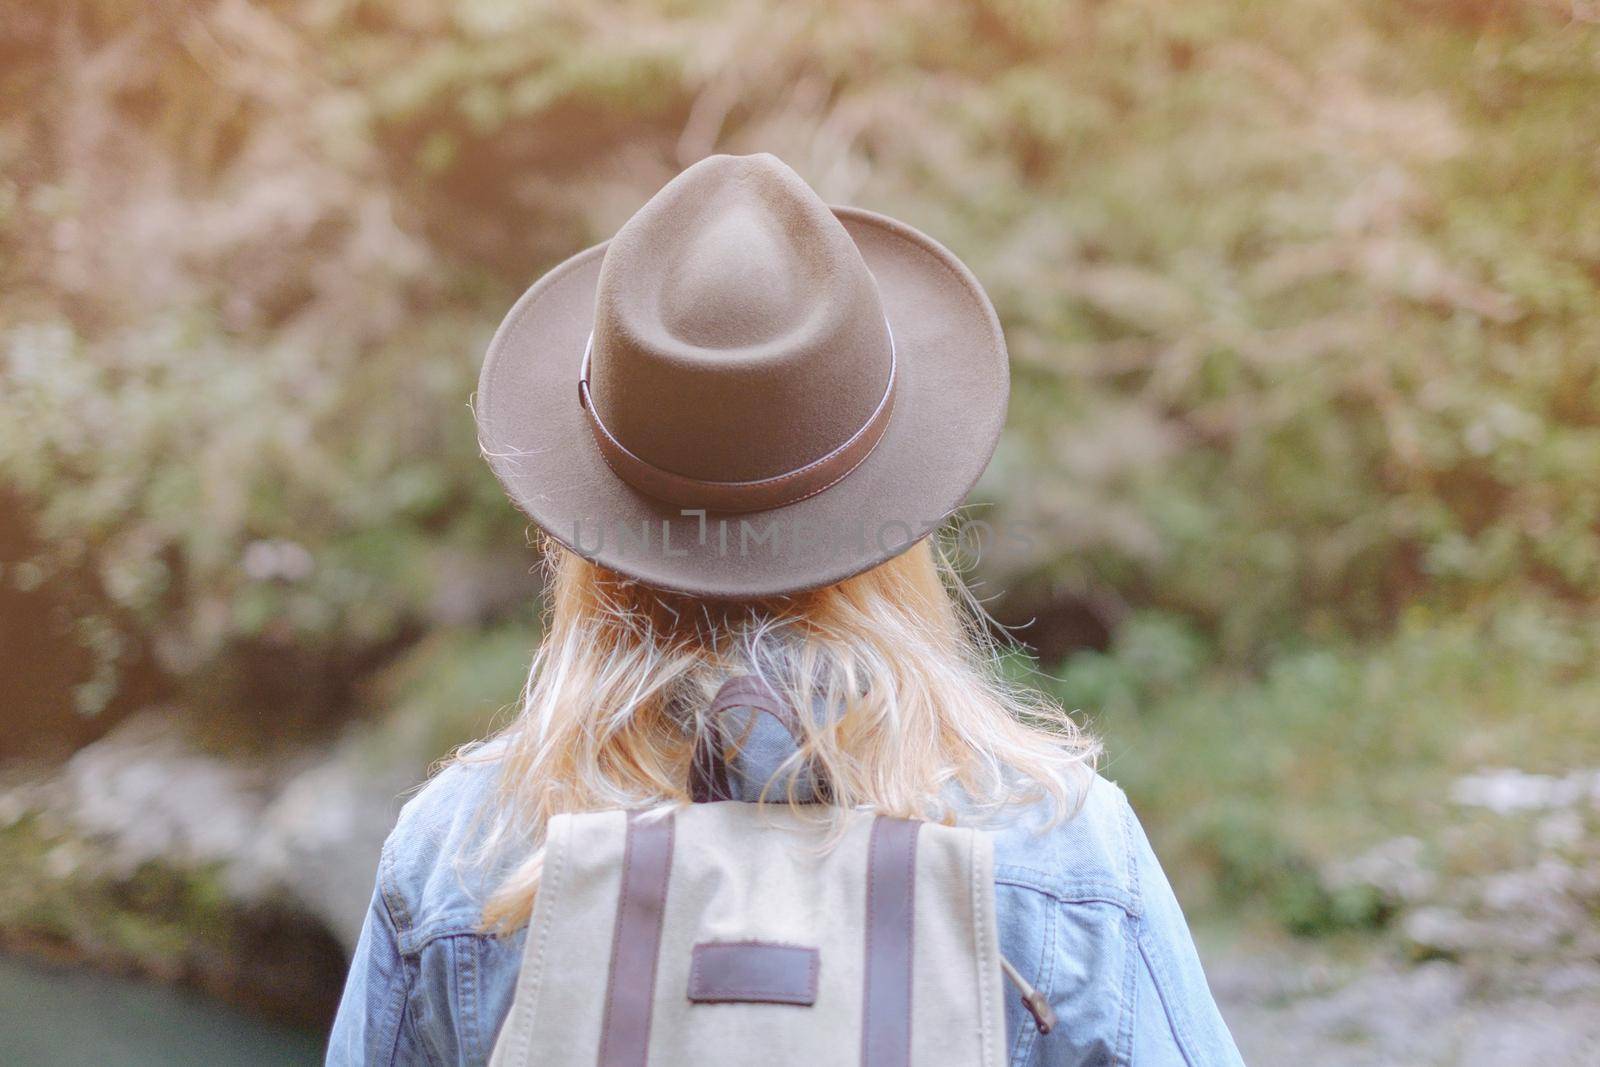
[3, 0, 1599, 1050]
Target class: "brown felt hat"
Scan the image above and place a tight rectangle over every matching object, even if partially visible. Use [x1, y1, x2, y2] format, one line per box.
[475, 153, 1008, 598]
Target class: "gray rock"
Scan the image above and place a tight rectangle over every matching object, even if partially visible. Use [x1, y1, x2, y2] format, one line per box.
[1325, 835, 1436, 904]
[27, 708, 425, 953]
[1450, 768, 1600, 814]
[53, 713, 270, 879]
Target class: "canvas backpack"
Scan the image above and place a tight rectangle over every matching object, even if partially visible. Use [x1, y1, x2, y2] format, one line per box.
[488, 676, 1055, 1066]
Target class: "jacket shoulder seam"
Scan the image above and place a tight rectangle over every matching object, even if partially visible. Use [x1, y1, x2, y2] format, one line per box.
[1117, 786, 1144, 915]
[377, 831, 414, 940]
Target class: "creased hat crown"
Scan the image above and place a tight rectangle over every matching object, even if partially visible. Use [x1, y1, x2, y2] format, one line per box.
[587, 154, 893, 483]
[476, 149, 1009, 597]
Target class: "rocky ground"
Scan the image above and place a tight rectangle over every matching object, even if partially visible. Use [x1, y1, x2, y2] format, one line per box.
[1212, 940, 1600, 1065]
[1213, 766, 1600, 1065]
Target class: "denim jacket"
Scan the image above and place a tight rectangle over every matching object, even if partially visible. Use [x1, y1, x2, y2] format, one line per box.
[327, 730, 1243, 1066]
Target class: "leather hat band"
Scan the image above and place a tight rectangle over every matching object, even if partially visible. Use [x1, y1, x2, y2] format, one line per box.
[578, 322, 897, 514]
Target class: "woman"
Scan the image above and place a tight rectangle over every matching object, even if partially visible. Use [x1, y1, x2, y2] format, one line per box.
[328, 154, 1242, 1065]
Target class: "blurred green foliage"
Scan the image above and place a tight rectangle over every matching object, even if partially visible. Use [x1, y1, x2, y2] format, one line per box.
[2, 0, 1598, 866]
[1061, 596, 1600, 928]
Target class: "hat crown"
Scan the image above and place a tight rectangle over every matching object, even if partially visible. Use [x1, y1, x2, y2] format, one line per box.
[589, 154, 892, 483]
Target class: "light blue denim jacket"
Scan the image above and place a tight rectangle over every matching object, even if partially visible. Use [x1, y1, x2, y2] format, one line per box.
[327, 732, 1243, 1066]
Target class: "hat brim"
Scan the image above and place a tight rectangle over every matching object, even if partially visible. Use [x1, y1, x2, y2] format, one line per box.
[475, 206, 1008, 599]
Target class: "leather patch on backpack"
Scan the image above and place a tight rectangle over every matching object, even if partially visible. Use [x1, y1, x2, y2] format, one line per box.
[687, 942, 819, 1006]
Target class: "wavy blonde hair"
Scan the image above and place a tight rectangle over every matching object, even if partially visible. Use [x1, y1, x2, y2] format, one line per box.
[471, 534, 1097, 931]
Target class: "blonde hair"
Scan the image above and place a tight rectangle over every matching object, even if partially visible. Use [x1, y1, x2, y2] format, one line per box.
[470, 535, 1097, 931]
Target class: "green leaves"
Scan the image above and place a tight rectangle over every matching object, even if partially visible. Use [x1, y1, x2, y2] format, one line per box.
[4, 0, 1598, 719]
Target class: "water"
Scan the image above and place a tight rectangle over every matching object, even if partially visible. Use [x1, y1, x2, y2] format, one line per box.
[0, 954, 325, 1066]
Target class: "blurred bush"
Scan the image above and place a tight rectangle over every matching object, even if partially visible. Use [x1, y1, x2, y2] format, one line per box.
[1060, 595, 1600, 927]
[2, 0, 1598, 738]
